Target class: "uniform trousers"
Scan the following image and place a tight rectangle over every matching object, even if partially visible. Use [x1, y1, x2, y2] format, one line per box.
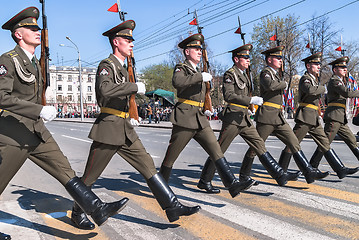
[0, 136, 76, 194]
[284, 121, 330, 153]
[324, 121, 358, 150]
[217, 122, 266, 156]
[162, 125, 224, 168]
[81, 138, 157, 186]
[246, 122, 301, 158]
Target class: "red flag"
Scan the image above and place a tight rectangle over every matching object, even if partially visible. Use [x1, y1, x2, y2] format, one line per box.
[335, 46, 342, 51]
[108, 3, 119, 12]
[269, 34, 277, 41]
[234, 27, 241, 34]
[189, 18, 197, 25]
[306, 43, 310, 48]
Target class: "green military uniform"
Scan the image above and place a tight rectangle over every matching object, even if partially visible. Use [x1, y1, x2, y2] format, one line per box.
[196, 44, 275, 191]
[0, 7, 76, 194]
[72, 21, 200, 228]
[160, 34, 254, 198]
[323, 57, 359, 145]
[305, 56, 359, 179]
[308, 56, 359, 178]
[283, 53, 329, 151]
[81, 20, 157, 186]
[243, 46, 324, 184]
[251, 46, 300, 153]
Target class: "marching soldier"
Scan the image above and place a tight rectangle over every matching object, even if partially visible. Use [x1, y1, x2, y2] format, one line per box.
[241, 46, 328, 184]
[309, 56, 359, 177]
[197, 44, 299, 193]
[159, 34, 254, 198]
[278, 53, 358, 179]
[70, 20, 200, 229]
[0, 7, 128, 238]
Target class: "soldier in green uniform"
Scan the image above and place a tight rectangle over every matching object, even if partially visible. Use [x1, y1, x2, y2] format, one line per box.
[196, 44, 299, 193]
[309, 56, 359, 178]
[241, 46, 328, 184]
[0, 7, 129, 238]
[278, 53, 357, 179]
[159, 34, 254, 198]
[70, 20, 200, 229]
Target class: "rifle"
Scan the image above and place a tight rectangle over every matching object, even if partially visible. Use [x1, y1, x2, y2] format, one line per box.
[110, 0, 139, 120]
[39, 0, 50, 106]
[237, 16, 255, 112]
[193, 10, 213, 113]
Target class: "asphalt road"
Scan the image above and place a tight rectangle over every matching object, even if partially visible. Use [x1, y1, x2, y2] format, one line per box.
[1, 121, 359, 240]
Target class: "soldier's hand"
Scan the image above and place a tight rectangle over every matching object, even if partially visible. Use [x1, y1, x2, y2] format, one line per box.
[130, 118, 140, 126]
[201, 72, 212, 82]
[250, 96, 263, 106]
[204, 110, 213, 117]
[40, 106, 57, 121]
[136, 82, 146, 95]
[324, 85, 328, 94]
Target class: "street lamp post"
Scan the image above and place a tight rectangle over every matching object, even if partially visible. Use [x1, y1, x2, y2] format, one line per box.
[60, 36, 84, 121]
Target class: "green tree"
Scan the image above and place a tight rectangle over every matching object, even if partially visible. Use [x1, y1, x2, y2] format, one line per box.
[141, 62, 175, 93]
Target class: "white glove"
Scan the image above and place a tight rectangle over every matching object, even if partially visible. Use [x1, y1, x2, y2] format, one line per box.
[136, 82, 146, 95]
[285, 81, 288, 89]
[250, 96, 263, 106]
[40, 106, 57, 121]
[204, 110, 213, 116]
[130, 118, 140, 126]
[201, 72, 212, 82]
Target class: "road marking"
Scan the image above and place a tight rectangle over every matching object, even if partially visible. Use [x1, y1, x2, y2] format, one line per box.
[61, 135, 92, 143]
[114, 189, 256, 240]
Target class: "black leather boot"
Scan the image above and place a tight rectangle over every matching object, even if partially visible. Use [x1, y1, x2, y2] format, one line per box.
[0, 232, 10, 240]
[351, 147, 359, 161]
[324, 149, 359, 179]
[197, 157, 220, 193]
[71, 202, 95, 230]
[309, 148, 324, 168]
[258, 152, 298, 186]
[278, 150, 300, 181]
[214, 157, 254, 198]
[65, 177, 129, 226]
[293, 150, 329, 184]
[159, 165, 172, 182]
[239, 153, 259, 186]
[147, 173, 201, 222]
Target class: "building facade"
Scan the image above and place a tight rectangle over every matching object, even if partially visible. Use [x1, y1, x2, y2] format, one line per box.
[46, 65, 98, 117]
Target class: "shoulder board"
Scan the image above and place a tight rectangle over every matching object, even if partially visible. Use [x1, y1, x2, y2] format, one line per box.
[6, 50, 18, 58]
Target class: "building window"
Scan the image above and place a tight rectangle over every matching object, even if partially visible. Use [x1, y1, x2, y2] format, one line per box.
[68, 75, 72, 82]
[67, 95, 73, 101]
[57, 74, 62, 81]
[57, 95, 62, 102]
[57, 85, 62, 91]
[88, 95, 92, 102]
[88, 75, 92, 82]
[68, 85, 72, 91]
[87, 86, 91, 92]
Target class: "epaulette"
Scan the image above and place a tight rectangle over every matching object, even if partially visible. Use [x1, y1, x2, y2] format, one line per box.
[6, 50, 18, 58]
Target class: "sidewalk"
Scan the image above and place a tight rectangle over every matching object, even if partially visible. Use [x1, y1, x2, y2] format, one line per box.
[54, 117, 359, 141]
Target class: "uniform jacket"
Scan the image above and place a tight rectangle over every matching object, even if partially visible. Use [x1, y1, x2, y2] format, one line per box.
[0, 45, 50, 147]
[220, 65, 252, 127]
[170, 60, 209, 129]
[255, 66, 287, 125]
[294, 71, 325, 126]
[88, 54, 138, 146]
[324, 74, 359, 124]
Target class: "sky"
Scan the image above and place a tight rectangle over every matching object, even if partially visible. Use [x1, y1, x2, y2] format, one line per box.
[1, 0, 358, 73]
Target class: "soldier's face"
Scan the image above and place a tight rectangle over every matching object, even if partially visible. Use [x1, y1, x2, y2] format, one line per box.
[307, 63, 321, 75]
[15, 27, 41, 47]
[185, 47, 202, 65]
[114, 37, 134, 59]
[333, 67, 347, 78]
[235, 56, 250, 70]
[267, 56, 282, 69]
